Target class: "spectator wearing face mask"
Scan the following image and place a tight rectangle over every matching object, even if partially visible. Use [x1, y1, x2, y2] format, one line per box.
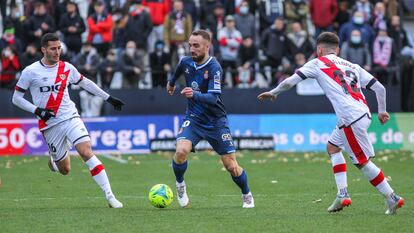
[0, 45, 20, 89]
[87, 0, 113, 57]
[3, 6, 25, 42]
[59, 1, 86, 54]
[352, 0, 373, 24]
[124, 0, 153, 52]
[225, 0, 256, 16]
[0, 27, 23, 54]
[218, 15, 242, 87]
[371, 2, 390, 32]
[258, 0, 285, 33]
[286, 22, 314, 63]
[236, 36, 257, 88]
[371, 28, 398, 85]
[74, 42, 101, 83]
[260, 17, 289, 85]
[99, 49, 119, 89]
[150, 41, 171, 88]
[23, 0, 56, 48]
[235, 0, 255, 39]
[20, 43, 42, 68]
[284, 0, 309, 34]
[340, 29, 372, 71]
[163, 0, 193, 68]
[339, 11, 375, 47]
[120, 41, 145, 89]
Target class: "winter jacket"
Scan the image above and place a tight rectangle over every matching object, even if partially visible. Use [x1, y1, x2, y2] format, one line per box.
[59, 12, 86, 53]
[87, 13, 113, 43]
[124, 10, 153, 49]
[217, 27, 242, 61]
[235, 13, 255, 39]
[24, 13, 56, 47]
[309, 0, 338, 28]
[164, 11, 193, 45]
[340, 42, 372, 68]
[142, 0, 171, 26]
[260, 26, 288, 61]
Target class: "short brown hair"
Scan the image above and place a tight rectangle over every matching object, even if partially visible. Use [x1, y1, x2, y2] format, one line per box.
[316, 32, 340, 47]
[41, 33, 60, 48]
[191, 30, 211, 43]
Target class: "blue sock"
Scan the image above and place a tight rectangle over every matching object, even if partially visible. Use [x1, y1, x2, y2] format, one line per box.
[172, 160, 187, 183]
[231, 170, 250, 194]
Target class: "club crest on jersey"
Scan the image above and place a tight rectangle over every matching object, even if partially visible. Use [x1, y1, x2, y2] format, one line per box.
[222, 133, 232, 141]
[59, 74, 67, 80]
[204, 70, 209, 80]
[185, 68, 190, 74]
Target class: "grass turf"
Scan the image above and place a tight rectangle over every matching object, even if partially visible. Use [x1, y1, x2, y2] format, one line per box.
[0, 151, 412, 233]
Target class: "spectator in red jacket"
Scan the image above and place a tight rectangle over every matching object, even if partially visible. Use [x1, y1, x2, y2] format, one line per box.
[310, 0, 338, 38]
[142, 0, 171, 53]
[0, 45, 20, 89]
[87, 0, 113, 57]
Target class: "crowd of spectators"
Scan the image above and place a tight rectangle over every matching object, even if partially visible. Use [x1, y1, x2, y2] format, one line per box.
[0, 0, 413, 95]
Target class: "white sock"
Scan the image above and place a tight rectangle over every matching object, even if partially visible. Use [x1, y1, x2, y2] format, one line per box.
[360, 161, 394, 197]
[85, 156, 114, 199]
[330, 152, 348, 195]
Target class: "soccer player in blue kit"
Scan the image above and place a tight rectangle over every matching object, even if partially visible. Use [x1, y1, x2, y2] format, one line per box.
[166, 30, 254, 208]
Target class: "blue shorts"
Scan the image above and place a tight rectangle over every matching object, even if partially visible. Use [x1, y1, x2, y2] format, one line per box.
[176, 117, 236, 155]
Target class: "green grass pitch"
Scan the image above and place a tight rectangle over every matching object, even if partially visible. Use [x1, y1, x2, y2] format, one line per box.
[0, 151, 412, 233]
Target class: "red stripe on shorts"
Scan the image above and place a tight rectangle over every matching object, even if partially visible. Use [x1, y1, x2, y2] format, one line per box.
[90, 164, 104, 176]
[343, 126, 368, 165]
[370, 170, 385, 187]
[333, 164, 347, 173]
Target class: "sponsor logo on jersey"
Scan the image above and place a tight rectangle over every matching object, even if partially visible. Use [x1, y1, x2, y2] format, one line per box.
[222, 133, 232, 141]
[39, 84, 62, 93]
[214, 71, 221, 89]
[191, 81, 199, 90]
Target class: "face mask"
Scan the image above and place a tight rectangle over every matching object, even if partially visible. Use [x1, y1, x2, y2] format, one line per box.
[126, 48, 135, 56]
[240, 6, 249, 15]
[351, 35, 361, 44]
[353, 16, 364, 25]
[129, 5, 136, 14]
[3, 49, 11, 57]
[378, 36, 386, 42]
[292, 0, 302, 3]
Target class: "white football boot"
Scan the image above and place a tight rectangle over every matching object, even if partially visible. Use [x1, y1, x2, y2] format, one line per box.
[327, 194, 352, 213]
[107, 195, 123, 208]
[242, 192, 254, 208]
[176, 181, 189, 207]
[385, 193, 405, 215]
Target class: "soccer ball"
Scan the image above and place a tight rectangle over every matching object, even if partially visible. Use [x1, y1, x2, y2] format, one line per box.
[148, 184, 174, 208]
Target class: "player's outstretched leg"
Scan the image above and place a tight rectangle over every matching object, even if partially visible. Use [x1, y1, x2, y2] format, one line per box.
[327, 143, 351, 213]
[221, 153, 254, 208]
[173, 140, 191, 207]
[76, 142, 123, 208]
[359, 160, 405, 215]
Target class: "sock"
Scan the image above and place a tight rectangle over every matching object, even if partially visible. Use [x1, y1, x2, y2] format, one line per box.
[231, 170, 250, 195]
[172, 160, 187, 183]
[330, 152, 348, 195]
[85, 156, 113, 199]
[360, 161, 394, 197]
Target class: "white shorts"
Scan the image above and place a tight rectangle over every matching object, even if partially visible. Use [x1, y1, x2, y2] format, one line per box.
[42, 117, 90, 162]
[329, 115, 374, 165]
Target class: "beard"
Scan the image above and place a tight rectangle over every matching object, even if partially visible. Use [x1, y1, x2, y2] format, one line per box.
[192, 53, 205, 63]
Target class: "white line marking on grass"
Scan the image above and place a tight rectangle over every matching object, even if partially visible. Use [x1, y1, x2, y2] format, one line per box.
[1, 193, 412, 202]
[100, 154, 128, 164]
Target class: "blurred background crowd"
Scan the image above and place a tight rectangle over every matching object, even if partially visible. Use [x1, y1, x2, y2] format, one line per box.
[0, 0, 414, 94]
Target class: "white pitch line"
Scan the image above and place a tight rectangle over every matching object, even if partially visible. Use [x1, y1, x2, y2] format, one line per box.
[100, 154, 128, 164]
[0, 193, 412, 202]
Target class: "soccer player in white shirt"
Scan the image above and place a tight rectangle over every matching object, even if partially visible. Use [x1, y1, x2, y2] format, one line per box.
[258, 32, 405, 215]
[12, 33, 125, 208]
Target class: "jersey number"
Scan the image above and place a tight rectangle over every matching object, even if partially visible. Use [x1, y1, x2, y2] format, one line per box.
[333, 70, 360, 95]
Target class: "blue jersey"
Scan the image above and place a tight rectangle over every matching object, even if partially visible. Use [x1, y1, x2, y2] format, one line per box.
[170, 56, 227, 125]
